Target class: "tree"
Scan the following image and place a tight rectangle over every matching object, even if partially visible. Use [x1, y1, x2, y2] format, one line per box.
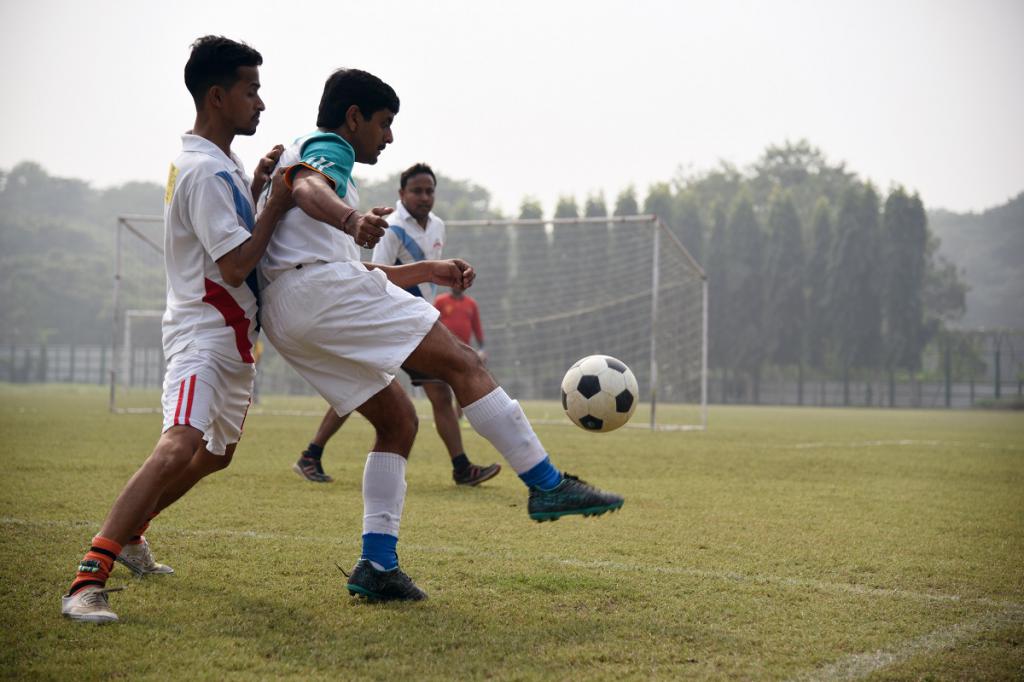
[923, 240, 967, 326]
[643, 183, 673, 224]
[705, 203, 731, 397]
[764, 190, 806, 400]
[518, 198, 543, 220]
[829, 184, 883, 403]
[584, 193, 608, 218]
[673, 191, 704, 266]
[749, 140, 858, 228]
[613, 186, 638, 216]
[881, 188, 929, 374]
[553, 195, 579, 219]
[725, 192, 766, 400]
[805, 199, 834, 376]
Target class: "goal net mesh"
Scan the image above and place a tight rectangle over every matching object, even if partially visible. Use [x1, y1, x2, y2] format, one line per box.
[444, 216, 707, 430]
[111, 214, 707, 430]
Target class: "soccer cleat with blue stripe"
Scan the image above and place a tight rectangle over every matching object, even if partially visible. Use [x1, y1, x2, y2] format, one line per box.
[527, 473, 624, 522]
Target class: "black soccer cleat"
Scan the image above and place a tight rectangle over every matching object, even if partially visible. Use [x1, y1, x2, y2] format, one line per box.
[345, 560, 428, 602]
[453, 462, 502, 487]
[527, 473, 625, 522]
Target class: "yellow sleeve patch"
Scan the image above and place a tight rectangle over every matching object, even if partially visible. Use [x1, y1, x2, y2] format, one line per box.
[164, 163, 178, 204]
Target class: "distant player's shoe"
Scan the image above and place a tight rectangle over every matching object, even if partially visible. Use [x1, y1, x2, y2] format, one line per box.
[61, 585, 125, 623]
[293, 456, 333, 483]
[116, 537, 175, 576]
[528, 473, 625, 522]
[345, 560, 428, 602]
[453, 462, 502, 486]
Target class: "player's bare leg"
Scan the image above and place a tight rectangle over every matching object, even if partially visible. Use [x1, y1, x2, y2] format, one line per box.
[404, 323, 623, 521]
[343, 381, 426, 601]
[154, 443, 235, 513]
[62, 426, 207, 621]
[112, 442, 236, 577]
[296, 408, 348, 483]
[423, 381, 500, 486]
[95, 426, 206, 545]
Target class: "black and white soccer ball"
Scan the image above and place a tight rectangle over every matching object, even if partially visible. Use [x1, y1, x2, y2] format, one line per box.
[560, 355, 639, 433]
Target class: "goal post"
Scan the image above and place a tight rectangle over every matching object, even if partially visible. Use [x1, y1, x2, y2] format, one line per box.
[110, 215, 166, 413]
[444, 215, 707, 431]
[109, 213, 709, 430]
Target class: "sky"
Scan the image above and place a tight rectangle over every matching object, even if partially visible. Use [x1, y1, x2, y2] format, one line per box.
[1, 0, 1022, 216]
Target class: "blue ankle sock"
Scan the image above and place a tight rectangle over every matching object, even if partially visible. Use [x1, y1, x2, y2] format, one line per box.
[361, 533, 398, 571]
[518, 457, 563, 491]
[304, 443, 324, 460]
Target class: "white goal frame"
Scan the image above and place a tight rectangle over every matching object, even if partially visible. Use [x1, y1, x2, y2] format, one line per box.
[110, 215, 165, 413]
[445, 215, 708, 431]
[109, 213, 708, 430]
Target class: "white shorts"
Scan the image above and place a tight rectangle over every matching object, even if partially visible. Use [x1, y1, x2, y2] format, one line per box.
[161, 346, 255, 455]
[260, 261, 440, 416]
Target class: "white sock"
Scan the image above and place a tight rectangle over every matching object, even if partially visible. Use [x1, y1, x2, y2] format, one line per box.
[362, 452, 407, 538]
[463, 387, 548, 474]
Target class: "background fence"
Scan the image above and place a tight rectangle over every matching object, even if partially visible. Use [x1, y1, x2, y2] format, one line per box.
[4, 329, 1021, 408]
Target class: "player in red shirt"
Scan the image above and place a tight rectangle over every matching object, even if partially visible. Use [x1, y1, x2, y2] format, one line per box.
[435, 284, 485, 419]
[435, 285, 484, 351]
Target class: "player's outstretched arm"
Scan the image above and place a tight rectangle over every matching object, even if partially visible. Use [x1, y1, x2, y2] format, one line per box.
[216, 168, 293, 288]
[290, 168, 392, 249]
[368, 258, 475, 290]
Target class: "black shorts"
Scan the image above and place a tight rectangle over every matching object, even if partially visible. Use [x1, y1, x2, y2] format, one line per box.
[401, 364, 444, 387]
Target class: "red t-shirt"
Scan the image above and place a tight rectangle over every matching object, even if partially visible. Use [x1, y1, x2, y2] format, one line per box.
[435, 293, 483, 346]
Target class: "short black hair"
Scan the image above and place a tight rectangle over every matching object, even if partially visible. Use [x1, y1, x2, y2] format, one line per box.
[184, 35, 262, 108]
[316, 69, 400, 129]
[400, 163, 436, 189]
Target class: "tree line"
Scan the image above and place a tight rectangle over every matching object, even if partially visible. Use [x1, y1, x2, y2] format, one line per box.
[511, 141, 969, 402]
[0, 142, 980, 403]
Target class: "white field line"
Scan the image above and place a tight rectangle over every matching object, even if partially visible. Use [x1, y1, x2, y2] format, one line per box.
[791, 439, 1013, 450]
[788, 605, 1024, 682]
[4, 516, 1020, 612]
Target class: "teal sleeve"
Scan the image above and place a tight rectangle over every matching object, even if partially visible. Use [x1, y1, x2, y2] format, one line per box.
[296, 132, 355, 199]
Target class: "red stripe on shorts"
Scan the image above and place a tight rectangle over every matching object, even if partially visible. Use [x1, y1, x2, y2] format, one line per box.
[173, 378, 186, 425]
[202, 278, 255, 363]
[183, 375, 197, 426]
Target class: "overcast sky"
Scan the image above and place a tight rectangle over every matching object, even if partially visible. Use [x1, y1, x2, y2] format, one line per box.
[1, 0, 1022, 216]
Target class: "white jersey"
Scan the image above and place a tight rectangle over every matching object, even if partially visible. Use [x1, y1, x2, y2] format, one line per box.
[162, 134, 259, 363]
[371, 202, 446, 303]
[259, 134, 361, 286]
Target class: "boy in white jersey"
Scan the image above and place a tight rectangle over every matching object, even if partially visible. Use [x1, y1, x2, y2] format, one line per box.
[293, 163, 501, 488]
[259, 68, 624, 602]
[61, 36, 293, 623]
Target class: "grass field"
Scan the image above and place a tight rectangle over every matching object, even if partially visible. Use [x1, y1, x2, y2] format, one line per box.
[1, 384, 1022, 681]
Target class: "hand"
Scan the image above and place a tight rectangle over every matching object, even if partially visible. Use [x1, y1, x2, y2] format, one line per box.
[251, 144, 285, 199]
[264, 165, 295, 212]
[431, 258, 475, 289]
[347, 206, 393, 249]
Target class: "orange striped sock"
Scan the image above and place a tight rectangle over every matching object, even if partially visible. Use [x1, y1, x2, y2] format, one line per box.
[68, 535, 122, 595]
[128, 512, 159, 545]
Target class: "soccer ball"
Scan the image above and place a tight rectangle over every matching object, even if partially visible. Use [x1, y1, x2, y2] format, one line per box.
[560, 355, 639, 432]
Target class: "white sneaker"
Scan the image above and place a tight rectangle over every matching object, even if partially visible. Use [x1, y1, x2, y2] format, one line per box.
[116, 537, 175, 576]
[61, 585, 124, 623]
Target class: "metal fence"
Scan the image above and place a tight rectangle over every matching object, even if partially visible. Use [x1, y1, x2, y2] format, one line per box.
[4, 329, 1022, 409]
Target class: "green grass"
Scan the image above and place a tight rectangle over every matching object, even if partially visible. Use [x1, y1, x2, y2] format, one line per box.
[1, 384, 1022, 681]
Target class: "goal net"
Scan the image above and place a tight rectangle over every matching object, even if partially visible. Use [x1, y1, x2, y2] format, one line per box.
[111, 214, 708, 430]
[444, 216, 707, 430]
[110, 216, 167, 412]
[110, 214, 331, 415]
